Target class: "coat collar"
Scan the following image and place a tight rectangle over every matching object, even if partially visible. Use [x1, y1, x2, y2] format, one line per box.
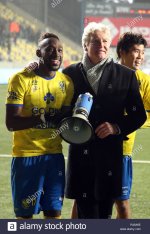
[79, 60, 114, 97]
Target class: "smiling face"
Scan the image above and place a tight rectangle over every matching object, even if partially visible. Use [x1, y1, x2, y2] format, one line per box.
[37, 37, 63, 71]
[85, 30, 111, 65]
[120, 44, 145, 70]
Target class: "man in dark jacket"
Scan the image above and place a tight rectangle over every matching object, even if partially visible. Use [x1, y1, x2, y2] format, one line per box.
[63, 22, 146, 219]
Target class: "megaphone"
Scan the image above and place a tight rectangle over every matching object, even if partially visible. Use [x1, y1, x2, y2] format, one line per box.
[59, 93, 93, 144]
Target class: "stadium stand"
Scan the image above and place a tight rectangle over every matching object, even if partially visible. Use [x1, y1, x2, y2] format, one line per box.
[7, 0, 82, 44]
[0, 1, 82, 67]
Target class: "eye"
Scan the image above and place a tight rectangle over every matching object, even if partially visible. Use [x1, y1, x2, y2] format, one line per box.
[58, 48, 63, 53]
[46, 47, 53, 53]
[90, 39, 98, 44]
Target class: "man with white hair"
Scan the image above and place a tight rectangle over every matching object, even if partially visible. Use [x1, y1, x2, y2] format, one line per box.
[62, 22, 146, 219]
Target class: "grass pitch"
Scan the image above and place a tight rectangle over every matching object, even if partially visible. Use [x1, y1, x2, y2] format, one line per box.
[0, 84, 150, 219]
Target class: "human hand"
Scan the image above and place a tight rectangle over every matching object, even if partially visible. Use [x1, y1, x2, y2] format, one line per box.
[95, 122, 119, 139]
[39, 106, 72, 129]
[25, 62, 38, 73]
[39, 111, 61, 128]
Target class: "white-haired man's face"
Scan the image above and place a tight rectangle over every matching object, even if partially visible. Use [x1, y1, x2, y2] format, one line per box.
[85, 30, 111, 64]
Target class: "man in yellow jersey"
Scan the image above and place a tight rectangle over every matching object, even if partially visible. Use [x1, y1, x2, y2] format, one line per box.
[115, 32, 150, 218]
[5, 32, 74, 219]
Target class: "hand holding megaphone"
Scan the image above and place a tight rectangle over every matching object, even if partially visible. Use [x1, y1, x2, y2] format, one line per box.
[59, 93, 94, 144]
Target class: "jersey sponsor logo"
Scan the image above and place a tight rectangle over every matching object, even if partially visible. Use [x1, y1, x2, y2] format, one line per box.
[32, 106, 60, 129]
[35, 122, 57, 129]
[7, 91, 18, 100]
[32, 106, 59, 116]
[44, 92, 55, 104]
[59, 81, 65, 93]
[32, 106, 45, 115]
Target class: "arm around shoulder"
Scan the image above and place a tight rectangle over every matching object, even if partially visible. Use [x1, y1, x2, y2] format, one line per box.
[118, 71, 147, 136]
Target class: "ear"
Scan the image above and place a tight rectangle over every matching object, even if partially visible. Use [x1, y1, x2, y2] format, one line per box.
[84, 44, 88, 52]
[119, 49, 126, 58]
[36, 49, 41, 58]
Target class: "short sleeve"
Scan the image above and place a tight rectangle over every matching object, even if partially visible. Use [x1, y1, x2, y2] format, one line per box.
[63, 74, 74, 106]
[6, 74, 26, 105]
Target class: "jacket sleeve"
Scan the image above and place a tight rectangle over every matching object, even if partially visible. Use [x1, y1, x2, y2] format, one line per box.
[117, 71, 147, 136]
[63, 64, 80, 107]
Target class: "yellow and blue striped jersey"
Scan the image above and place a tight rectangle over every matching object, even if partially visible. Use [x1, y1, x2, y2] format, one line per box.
[123, 70, 150, 156]
[6, 69, 74, 157]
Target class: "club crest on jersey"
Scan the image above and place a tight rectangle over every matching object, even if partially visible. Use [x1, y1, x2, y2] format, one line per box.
[59, 81, 65, 93]
[44, 92, 55, 104]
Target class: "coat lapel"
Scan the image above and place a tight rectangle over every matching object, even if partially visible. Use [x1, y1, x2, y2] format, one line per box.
[97, 60, 114, 97]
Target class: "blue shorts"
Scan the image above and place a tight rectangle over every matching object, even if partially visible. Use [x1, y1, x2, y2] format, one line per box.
[11, 154, 65, 217]
[115, 156, 132, 200]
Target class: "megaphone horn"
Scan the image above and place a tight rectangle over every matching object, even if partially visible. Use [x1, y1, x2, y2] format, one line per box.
[59, 93, 94, 144]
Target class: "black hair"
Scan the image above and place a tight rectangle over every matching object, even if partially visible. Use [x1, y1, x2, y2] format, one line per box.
[38, 32, 59, 43]
[117, 32, 147, 59]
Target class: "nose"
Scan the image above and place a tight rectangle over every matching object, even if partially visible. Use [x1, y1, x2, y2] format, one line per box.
[91, 39, 103, 47]
[96, 40, 103, 47]
[52, 49, 59, 57]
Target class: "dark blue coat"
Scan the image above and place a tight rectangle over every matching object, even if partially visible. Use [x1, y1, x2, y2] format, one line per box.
[63, 60, 146, 200]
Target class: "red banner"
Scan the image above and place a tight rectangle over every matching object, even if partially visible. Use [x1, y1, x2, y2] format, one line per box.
[84, 17, 150, 47]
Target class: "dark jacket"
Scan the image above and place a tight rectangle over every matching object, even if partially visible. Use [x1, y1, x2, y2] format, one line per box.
[63, 60, 146, 201]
